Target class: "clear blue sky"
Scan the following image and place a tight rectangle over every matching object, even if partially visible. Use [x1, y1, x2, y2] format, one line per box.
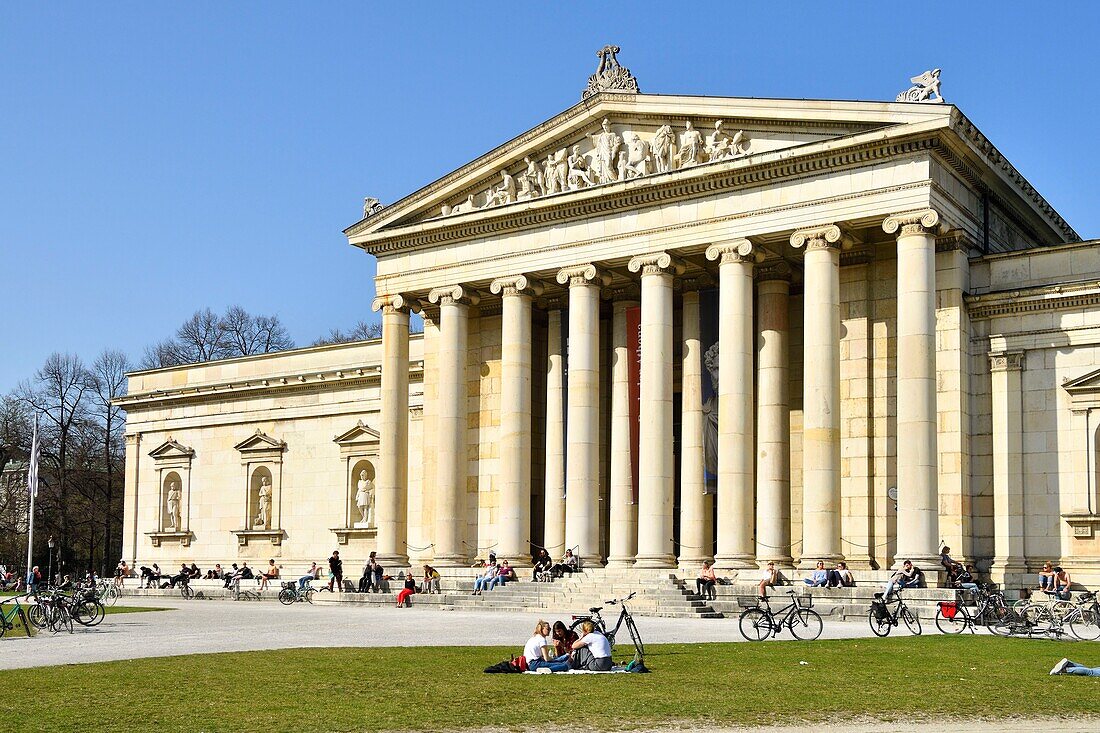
[2, 2, 1097, 394]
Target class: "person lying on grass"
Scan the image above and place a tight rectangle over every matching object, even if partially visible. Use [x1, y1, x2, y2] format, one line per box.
[1050, 658, 1100, 677]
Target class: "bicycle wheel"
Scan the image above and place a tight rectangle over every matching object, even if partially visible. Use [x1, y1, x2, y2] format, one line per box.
[1021, 603, 1053, 635]
[935, 607, 966, 634]
[901, 606, 922, 635]
[181, 584, 195, 600]
[738, 608, 772, 641]
[17, 608, 31, 637]
[304, 588, 314, 604]
[104, 585, 120, 606]
[788, 608, 823, 641]
[868, 608, 892, 637]
[624, 614, 644, 658]
[278, 589, 295, 605]
[1069, 607, 1100, 641]
[1052, 600, 1074, 621]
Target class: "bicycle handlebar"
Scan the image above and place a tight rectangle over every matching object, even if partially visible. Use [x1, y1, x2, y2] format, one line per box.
[604, 591, 637, 606]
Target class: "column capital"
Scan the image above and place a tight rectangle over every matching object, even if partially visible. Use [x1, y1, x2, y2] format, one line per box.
[556, 264, 611, 287]
[627, 251, 686, 276]
[790, 224, 842, 251]
[705, 238, 759, 264]
[124, 433, 141, 447]
[428, 284, 480, 306]
[370, 293, 419, 314]
[989, 351, 1025, 372]
[883, 208, 944, 237]
[489, 275, 545, 298]
[755, 260, 792, 283]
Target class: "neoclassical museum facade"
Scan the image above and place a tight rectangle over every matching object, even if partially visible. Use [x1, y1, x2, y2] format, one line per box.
[118, 58, 1100, 589]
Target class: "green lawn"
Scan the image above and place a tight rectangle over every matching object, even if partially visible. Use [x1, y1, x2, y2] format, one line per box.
[2, 636, 1097, 731]
[1, 605, 168, 638]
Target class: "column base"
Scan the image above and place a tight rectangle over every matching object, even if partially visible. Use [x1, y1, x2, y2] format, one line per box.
[990, 557, 1028, 593]
[375, 553, 409, 568]
[605, 556, 637, 568]
[756, 555, 795, 570]
[676, 555, 715, 572]
[798, 554, 843, 569]
[633, 554, 676, 569]
[891, 554, 941, 571]
[431, 554, 471, 568]
[714, 554, 758, 571]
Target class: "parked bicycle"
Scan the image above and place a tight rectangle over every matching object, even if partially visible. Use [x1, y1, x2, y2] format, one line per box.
[278, 581, 317, 605]
[869, 590, 922, 636]
[934, 584, 1011, 634]
[96, 579, 121, 607]
[569, 592, 644, 658]
[1020, 590, 1100, 641]
[1015, 589, 1072, 622]
[0, 594, 32, 638]
[739, 590, 823, 641]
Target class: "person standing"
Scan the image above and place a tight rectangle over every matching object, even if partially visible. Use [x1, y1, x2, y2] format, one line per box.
[327, 551, 343, 592]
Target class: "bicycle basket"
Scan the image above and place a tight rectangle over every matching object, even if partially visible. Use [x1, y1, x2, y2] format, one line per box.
[281, 581, 294, 590]
[798, 593, 813, 609]
[938, 601, 958, 619]
[737, 596, 763, 608]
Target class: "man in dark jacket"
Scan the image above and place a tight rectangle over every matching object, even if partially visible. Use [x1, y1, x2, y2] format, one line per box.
[327, 551, 343, 592]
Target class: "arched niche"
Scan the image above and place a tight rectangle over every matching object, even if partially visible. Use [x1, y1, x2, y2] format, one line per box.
[250, 465, 274, 530]
[350, 459, 376, 527]
[162, 471, 183, 531]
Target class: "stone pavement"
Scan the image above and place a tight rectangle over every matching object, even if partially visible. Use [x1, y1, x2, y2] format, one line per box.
[0, 595, 881, 670]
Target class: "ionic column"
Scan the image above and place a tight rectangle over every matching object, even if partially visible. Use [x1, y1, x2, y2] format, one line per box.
[370, 294, 414, 565]
[755, 265, 793, 567]
[629, 253, 683, 568]
[427, 285, 477, 566]
[543, 307, 566, 557]
[705, 239, 757, 570]
[678, 282, 712, 568]
[990, 351, 1027, 587]
[556, 264, 609, 564]
[884, 210, 941, 566]
[490, 275, 543, 566]
[790, 225, 843, 565]
[607, 294, 639, 568]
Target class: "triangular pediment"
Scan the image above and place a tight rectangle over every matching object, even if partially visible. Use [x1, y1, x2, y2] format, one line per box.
[234, 429, 286, 453]
[333, 420, 380, 446]
[148, 437, 195, 460]
[1063, 368, 1100, 394]
[346, 92, 953, 242]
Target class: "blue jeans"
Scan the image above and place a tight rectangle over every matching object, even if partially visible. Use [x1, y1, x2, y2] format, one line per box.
[1065, 662, 1100, 677]
[1040, 576, 1054, 591]
[959, 582, 978, 592]
[298, 575, 312, 590]
[804, 578, 827, 587]
[474, 576, 493, 592]
[1055, 585, 1071, 600]
[487, 576, 507, 590]
[529, 653, 571, 673]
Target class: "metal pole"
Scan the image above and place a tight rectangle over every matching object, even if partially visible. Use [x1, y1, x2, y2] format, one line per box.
[25, 482, 35, 586]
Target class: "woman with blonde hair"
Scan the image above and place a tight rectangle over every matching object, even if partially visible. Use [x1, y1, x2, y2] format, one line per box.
[522, 620, 552, 667]
[570, 620, 613, 671]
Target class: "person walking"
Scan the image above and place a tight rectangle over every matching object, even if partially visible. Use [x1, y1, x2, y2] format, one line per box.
[327, 551, 344, 592]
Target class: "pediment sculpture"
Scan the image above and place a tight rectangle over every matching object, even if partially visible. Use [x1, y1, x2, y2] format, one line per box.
[582, 44, 640, 99]
[896, 69, 945, 104]
[439, 117, 752, 218]
[363, 197, 385, 218]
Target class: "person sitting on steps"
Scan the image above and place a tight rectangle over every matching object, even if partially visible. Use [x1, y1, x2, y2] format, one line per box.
[803, 560, 828, 587]
[758, 561, 778, 597]
[827, 561, 855, 588]
[1038, 561, 1056, 592]
[696, 560, 717, 600]
[532, 549, 553, 581]
[550, 549, 579, 578]
[396, 571, 417, 607]
[882, 560, 922, 598]
[422, 564, 441, 594]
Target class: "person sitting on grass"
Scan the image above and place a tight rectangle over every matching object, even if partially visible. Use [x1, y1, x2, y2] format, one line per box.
[804, 560, 828, 587]
[1038, 561, 1056, 592]
[883, 560, 922, 598]
[1053, 566, 1072, 600]
[472, 563, 499, 595]
[396, 572, 417, 608]
[258, 559, 279, 591]
[696, 561, 717, 600]
[532, 549, 552, 580]
[523, 620, 553, 670]
[570, 620, 614, 671]
[550, 620, 579, 656]
[1050, 658, 1100, 677]
[422, 565, 441, 594]
[827, 561, 855, 588]
[758, 561, 778, 597]
[298, 562, 319, 590]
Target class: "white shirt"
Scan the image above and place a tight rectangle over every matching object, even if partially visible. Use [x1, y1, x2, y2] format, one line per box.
[523, 634, 549, 662]
[579, 632, 612, 659]
[760, 569, 775, 581]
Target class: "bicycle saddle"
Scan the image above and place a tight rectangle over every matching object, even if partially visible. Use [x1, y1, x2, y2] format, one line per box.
[589, 606, 602, 613]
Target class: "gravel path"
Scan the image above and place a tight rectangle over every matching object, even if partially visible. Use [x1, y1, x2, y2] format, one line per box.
[1, 596, 881, 670]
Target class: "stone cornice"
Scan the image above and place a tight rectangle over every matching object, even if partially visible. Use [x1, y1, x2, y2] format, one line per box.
[789, 224, 842, 251]
[883, 208, 942, 237]
[489, 275, 545, 298]
[627, 251, 686, 276]
[428, 284, 480, 306]
[115, 363, 424, 413]
[705, 238, 758, 264]
[967, 279, 1100, 320]
[556, 264, 611, 287]
[988, 351, 1025, 372]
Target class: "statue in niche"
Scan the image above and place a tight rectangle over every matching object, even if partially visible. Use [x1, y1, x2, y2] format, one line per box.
[651, 125, 677, 173]
[896, 68, 944, 104]
[485, 170, 517, 208]
[567, 145, 596, 189]
[255, 476, 271, 529]
[165, 481, 181, 531]
[618, 132, 651, 180]
[355, 469, 375, 527]
[702, 343, 720, 492]
[585, 118, 622, 184]
[677, 121, 706, 167]
[517, 156, 543, 200]
[543, 149, 567, 195]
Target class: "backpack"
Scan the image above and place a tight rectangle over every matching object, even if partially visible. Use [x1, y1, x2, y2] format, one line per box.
[871, 598, 889, 621]
[484, 656, 526, 674]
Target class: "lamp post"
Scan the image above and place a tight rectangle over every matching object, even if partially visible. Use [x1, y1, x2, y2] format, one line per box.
[47, 535, 55, 588]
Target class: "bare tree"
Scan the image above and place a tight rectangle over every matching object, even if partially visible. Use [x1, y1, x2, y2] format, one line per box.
[175, 308, 233, 363]
[221, 306, 295, 355]
[88, 349, 130, 568]
[313, 320, 383, 346]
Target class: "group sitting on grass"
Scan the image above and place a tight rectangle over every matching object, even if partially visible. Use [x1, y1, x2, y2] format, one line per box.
[523, 619, 613, 672]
